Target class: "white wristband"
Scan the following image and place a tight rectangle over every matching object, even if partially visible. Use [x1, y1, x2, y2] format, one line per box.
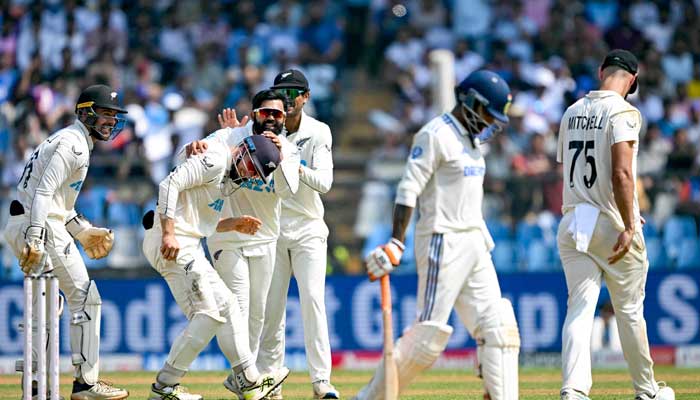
[65, 214, 92, 239]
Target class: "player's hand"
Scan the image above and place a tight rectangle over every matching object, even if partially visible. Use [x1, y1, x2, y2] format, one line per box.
[366, 238, 405, 281]
[185, 140, 208, 157]
[216, 215, 262, 235]
[218, 108, 248, 129]
[263, 132, 283, 151]
[160, 233, 180, 261]
[76, 227, 114, 259]
[20, 226, 47, 274]
[608, 229, 634, 264]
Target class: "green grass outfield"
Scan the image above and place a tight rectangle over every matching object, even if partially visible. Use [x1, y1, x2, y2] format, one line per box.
[1, 367, 698, 399]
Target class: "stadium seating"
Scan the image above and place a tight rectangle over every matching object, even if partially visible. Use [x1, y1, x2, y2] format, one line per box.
[645, 238, 667, 270]
[662, 216, 697, 260]
[677, 238, 700, 269]
[492, 240, 517, 273]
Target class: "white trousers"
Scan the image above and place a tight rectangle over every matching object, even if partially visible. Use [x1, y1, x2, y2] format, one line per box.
[258, 218, 332, 383]
[414, 230, 502, 330]
[4, 215, 94, 379]
[142, 226, 252, 369]
[558, 212, 658, 396]
[208, 239, 277, 360]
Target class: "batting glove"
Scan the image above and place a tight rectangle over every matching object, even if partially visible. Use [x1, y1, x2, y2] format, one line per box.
[66, 214, 115, 259]
[366, 238, 405, 281]
[20, 225, 47, 274]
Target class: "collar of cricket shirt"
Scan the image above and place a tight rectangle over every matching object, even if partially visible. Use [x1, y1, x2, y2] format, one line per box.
[74, 120, 95, 152]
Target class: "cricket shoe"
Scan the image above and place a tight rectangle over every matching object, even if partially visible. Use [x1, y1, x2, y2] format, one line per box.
[148, 383, 202, 400]
[224, 367, 290, 400]
[561, 389, 591, 400]
[71, 380, 129, 400]
[264, 385, 283, 399]
[635, 382, 675, 400]
[313, 380, 340, 399]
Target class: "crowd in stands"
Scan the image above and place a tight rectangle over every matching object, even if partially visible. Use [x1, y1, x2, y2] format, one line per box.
[0, 0, 699, 278]
[356, 0, 700, 273]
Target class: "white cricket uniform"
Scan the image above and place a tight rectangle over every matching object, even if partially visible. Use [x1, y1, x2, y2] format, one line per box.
[203, 124, 298, 360]
[395, 113, 501, 327]
[3, 121, 99, 381]
[357, 113, 520, 400]
[257, 111, 334, 383]
[142, 141, 254, 372]
[556, 90, 658, 397]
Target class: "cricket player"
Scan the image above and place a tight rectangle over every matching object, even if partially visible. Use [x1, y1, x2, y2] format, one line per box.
[354, 70, 520, 400]
[142, 133, 289, 400]
[256, 70, 339, 399]
[557, 50, 674, 400]
[3, 85, 129, 399]
[184, 89, 300, 398]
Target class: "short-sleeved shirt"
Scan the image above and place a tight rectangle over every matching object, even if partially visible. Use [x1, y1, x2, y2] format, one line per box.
[557, 90, 643, 231]
[395, 112, 492, 243]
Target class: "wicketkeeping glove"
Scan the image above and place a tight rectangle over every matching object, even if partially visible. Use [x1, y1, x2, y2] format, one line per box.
[365, 238, 405, 281]
[66, 214, 114, 259]
[20, 225, 47, 274]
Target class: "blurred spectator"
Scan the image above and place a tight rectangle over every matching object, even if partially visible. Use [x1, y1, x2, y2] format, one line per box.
[666, 128, 696, 178]
[638, 123, 672, 178]
[0, 1, 699, 276]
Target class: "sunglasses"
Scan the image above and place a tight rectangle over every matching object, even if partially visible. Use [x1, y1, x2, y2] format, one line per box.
[253, 107, 286, 121]
[275, 88, 306, 100]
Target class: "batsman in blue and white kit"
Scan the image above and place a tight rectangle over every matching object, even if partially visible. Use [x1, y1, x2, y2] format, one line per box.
[356, 70, 520, 400]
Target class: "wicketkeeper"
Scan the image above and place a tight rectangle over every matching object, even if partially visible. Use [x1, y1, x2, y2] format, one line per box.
[3, 85, 129, 399]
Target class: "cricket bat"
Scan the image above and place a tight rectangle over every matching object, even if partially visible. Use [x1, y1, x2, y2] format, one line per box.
[380, 275, 399, 399]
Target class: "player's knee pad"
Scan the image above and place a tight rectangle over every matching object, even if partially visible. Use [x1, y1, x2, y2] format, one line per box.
[167, 312, 223, 372]
[395, 321, 453, 393]
[69, 280, 101, 385]
[475, 298, 520, 400]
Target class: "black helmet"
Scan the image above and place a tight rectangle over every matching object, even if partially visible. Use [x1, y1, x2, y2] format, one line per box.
[75, 84, 128, 141]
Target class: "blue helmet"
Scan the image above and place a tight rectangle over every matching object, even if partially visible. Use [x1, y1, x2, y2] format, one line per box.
[455, 70, 512, 124]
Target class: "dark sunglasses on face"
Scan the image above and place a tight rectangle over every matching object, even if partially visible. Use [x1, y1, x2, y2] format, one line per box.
[275, 88, 306, 100]
[253, 108, 286, 121]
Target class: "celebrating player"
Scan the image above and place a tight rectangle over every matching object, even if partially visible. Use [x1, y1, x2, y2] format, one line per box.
[354, 70, 520, 400]
[556, 50, 675, 400]
[185, 89, 300, 398]
[142, 133, 289, 400]
[256, 69, 339, 399]
[3, 85, 129, 399]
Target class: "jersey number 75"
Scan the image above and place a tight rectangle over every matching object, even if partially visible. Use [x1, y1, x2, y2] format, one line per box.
[568, 140, 597, 188]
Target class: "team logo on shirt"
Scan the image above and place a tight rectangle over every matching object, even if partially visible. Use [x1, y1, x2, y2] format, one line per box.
[411, 146, 423, 159]
[296, 138, 311, 149]
[71, 146, 83, 156]
[200, 156, 214, 170]
[69, 180, 83, 191]
[208, 199, 224, 212]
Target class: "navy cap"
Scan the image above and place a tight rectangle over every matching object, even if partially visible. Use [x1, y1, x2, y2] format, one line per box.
[601, 49, 639, 93]
[244, 135, 282, 184]
[270, 69, 309, 90]
[76, 84, 128, 113]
